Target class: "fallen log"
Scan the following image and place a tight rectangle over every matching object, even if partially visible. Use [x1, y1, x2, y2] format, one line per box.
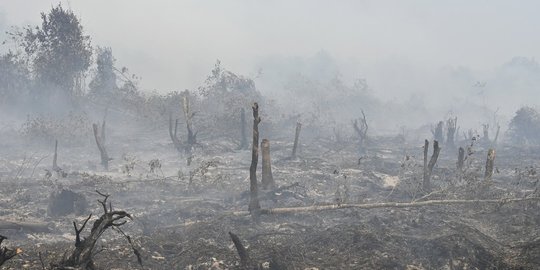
[0, 220, 51, 233]
[231, 197, 540, 216]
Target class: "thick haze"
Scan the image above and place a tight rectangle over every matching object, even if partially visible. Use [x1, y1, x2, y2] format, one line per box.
[2, 1, 540, 118]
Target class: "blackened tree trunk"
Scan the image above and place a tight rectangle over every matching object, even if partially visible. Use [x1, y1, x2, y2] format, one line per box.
[291, 122, 302, 158]
[249, 103, 261, 217]
[423, 140, 441, 192]
[92, 123, 110, 170]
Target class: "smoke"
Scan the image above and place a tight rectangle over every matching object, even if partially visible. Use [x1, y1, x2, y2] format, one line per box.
[2, 0, 540, 133]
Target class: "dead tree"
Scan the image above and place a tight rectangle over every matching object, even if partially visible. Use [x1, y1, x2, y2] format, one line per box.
[423, 140, 441, 192]
[229, 232, 251, 269]
[238, 108, 248, 150]
[482, 124, 490, 144]
[92, 124, 111, 170]
[54, 191, 138, 270]
[446, 117, 457, 149]
[52, 140, 66, 177]
[484, 149, 496, 182]
[168, 114, 182, 152]
[261, 139, 275, 190]
[431, 121, 444, 143]
[493, 124, 500, 146]
[352, 110, 368, 153]
[291, 122, 302, 158]
[0, 235, 20, 267]
[457, 147, 465, 172]
[182, 91, 197, 153]
[249, 103, 261, 217]
[100, 114, 106, 145]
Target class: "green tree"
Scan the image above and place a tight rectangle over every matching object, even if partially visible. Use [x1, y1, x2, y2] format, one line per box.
[19, 4, 92, 97]
[509, 106, 540, 144]
[89, 47, 117, 98]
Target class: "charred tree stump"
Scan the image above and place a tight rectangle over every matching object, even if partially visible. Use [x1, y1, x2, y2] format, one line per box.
[92, 123, 111, 170]
[0, 235, 20, 267]
[446, 117, 457, 149]
[484, 149, 496, 182]
[261, 139, 275, 190]
[168, 114, 182, 152]
[291, 122, 302, 158]
[55, 191, 136, 270]
[229, 232, 251, 269]
[238, 108, 248, 150]
[431, 121, 444, 143]
[423, 140, 441, 192]
[182, 91, 197, 154]
[249, 103, 261, 218]
[352, 110, 368, 153]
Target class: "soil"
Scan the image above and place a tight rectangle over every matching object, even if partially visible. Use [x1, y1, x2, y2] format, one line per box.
[0, 126, 539, 270]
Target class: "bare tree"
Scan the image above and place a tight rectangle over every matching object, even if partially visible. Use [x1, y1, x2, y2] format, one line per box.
[291, 122, 302, 158]
[238, 108, 248, 150]
[423, 140, 441, 192]
[352, 110, 368, 153]
[446, 117, 457, 149]
[431, 121, 444, 143]
[168, 114, 182, 152]
[261, 139, 275, 190]
[182, 90, 197, 153]
[249, 103, 261, 218]
[482, 124, 490, 144]
[92, 123, 111, 170]
[484, 149, 496, 182]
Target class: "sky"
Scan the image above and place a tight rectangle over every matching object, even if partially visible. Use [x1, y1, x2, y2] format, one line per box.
[1, 0, 540, 114]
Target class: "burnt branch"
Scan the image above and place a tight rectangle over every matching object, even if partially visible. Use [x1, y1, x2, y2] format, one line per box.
[0, 235, 21, 267]
[55, 191, 134, 269]
[229, 232, 250, 269]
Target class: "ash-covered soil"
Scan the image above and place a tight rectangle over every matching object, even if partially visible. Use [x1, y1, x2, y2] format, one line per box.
[0, 126, 539, 270]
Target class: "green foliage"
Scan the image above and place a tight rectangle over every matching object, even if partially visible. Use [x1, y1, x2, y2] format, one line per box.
[0, 52, 31, 106]
[89, 47, 117, 97]
[508, 106, 540, 144]
[16, 4, 92, 95]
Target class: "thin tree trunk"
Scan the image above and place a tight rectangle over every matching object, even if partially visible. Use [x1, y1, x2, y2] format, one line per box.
[457, 147, 465, 173]
[93, 123, 110, 170]
[168, 114, 182, 152]
[239, 108, 248, 150]
[484, 148, 496, 182]
[423, 139, 429, 190]
[291, 122, 302, 158]
[249, 103, 261, 218]
[423, 140, 441, 192]
[261, 139, 275, 190]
